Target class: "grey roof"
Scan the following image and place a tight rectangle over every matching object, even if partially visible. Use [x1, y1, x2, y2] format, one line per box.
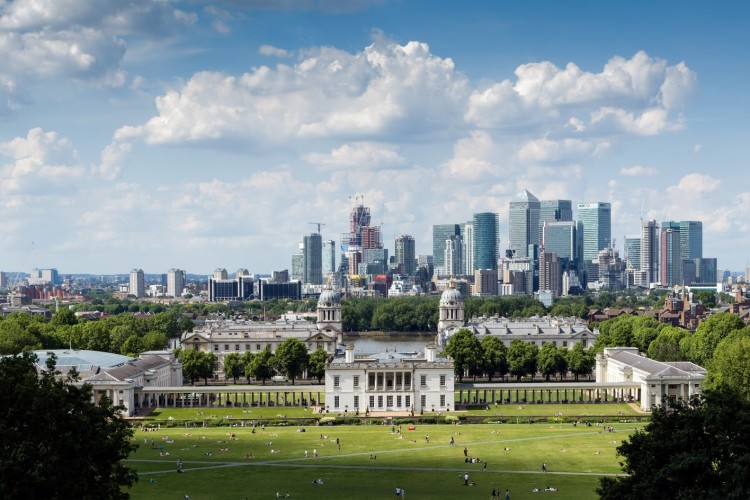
[88, 355, 172, 382]
[607, 348, 706, 377]
[32, 350, 133, 369]
[514, 189, 539, 202]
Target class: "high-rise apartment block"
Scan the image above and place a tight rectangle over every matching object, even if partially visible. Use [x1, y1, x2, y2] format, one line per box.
[303, 232, 323, 285]
[473, 268, 498, 296]
[461, 223, 474, 275]
[473, 212, 499, 270]
[624, 236, 641, 271]
[167, 268, 185, 298]
[322, 240, 336, 278]
[509, 190, 540, 258]
[395, 234, 416, 275]
[129, 268, 145, 298]
[660, 224, 682, 286]
[444, 235, 463, 276]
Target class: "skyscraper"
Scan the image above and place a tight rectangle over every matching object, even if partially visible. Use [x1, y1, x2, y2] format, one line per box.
[322, 240, 336, 278]
[461, 223, 474, 275]
[577, 202, 612, 263]
[661, 225, 681, 285]
[624, 236, 641, 270]
[542, 221, 577, 263]
[395, 234, 416, 275]
[679, 221, 703, 260]
[432, 224, 461, 272]
[444, 235, 463, 276]
[129, 268, 145, 298]
[539, 199, 572, 243]
[303, 232, 323, 285]
[640, 220, 659, 285]
[167, 268, 185, 298]
[509, 190, 540, 258]
[473, 212, 499, 270]
[291, 245, 304, 281]
[341, 202, 381, 276]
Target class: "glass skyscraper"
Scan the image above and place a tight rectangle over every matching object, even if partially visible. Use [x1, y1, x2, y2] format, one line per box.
[472, 212, 499, 270]
[624, 236, 641, 270]
[322, 240, 336, 278]
[577, 202, 612, 262]
[303, 232, 323, 285]
[509, 190, 540, 258]
[432, 224, 461, 271]
[542, 221, 577, 263]
[679, 221, 703, 260]
[539, 199, 572, 244]
[395, 234, 416, 275]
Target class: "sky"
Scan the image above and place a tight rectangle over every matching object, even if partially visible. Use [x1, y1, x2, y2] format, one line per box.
[1, 0, 749, 275]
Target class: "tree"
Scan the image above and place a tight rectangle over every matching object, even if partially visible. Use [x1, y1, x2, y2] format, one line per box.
[50, 307, 78, 326]
[0, 352, 137, 498]
[223, 352, 244, 383]
[480, 336, 508, 381]
[308, 348, 329, 383]
[274, 338, 309, 384]
[120, 334, 144, 357]
[684, 312, 745, 366]
[537, 342, 565, 381]
[249, 346, 275, 384]
[241, 351, 255, 383]
[597, 386, 750, 499]
[567, 343, 594, 381]
[0, 318, 41, 354]
[555, 346, 569, 380]
[445, 329, 482, 382]
[707, 328, 750, 399]
[178, 349, 214, 385]
[507, 339, 538, 381]
[647, 326, 689, 361]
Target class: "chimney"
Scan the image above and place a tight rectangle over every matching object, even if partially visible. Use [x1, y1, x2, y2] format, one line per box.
[345, 344, 355, 363]
[425, 344, 436, 363]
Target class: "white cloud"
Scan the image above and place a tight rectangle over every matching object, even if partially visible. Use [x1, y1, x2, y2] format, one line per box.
[667, 173, 721, 196]
[259, 44, 292, 58]
[620, 165, 658, 176]
[304, 142, 406, 169]
[516, 138, 595, 163]
[96, 141, 132, 180]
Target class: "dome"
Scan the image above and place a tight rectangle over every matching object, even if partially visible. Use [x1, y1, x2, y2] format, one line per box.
[318, 288, 341, 307]
[440, 288, 463, 306]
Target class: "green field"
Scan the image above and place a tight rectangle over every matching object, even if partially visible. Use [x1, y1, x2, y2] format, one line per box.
[126, 415, 642, 499]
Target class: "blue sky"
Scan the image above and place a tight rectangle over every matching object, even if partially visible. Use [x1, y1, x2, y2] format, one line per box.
[1, 0, 748, 275]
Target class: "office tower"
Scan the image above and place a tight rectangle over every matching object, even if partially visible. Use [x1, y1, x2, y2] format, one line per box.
[303, 232, 323, 285]
[539, 199, 572, 243]
[509, 190, 540, 258]
[539, 252, 562, 296]
[41, 268, 59, 285]
[432, 224, 461, 272]
[661, 226, 681, 285]
[444, 235, 463, 276]
[322, 240, 336, 278]
[395, 235, 416, 275]
[696, 258, 718, 284]
[291, 248, 304, 281]
[461, 223, 474, 275]
[598, 247, 626, 291]
[167, 268, 185, 298]
[679, 221, 703, 260]
[640, 220, 659, 285]
[341, 202, 381, 276]
[681, 259, 697, 285]
[0, 271, 6, 289]
[129, 269, 145, 298]
[577, 202, 612, 263]
[213, 268, 228, 280]
[473, 268, 498, 296]
[624, 236, 641, 270]
[208, 274, 253, 301]
[236, 268, 249, 277]
[542, 221, 577, 263]
[473, 212, 499, 270]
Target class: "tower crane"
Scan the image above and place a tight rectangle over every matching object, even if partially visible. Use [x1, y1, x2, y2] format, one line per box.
[309, 222, 326, 234]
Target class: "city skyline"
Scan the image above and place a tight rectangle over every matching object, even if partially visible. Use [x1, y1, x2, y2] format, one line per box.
[1, 1, 748, 274]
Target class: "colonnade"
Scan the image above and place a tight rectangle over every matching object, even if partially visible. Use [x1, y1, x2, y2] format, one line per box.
[457, 383, 640, 405]
[134, 387, 324, 410]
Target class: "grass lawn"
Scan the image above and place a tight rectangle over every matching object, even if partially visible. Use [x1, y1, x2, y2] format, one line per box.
[126, 421, 642, 499]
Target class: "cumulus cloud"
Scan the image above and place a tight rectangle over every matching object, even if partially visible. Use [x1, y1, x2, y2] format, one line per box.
[304, 142, 406, 169]
[667, 173, 721, 196]
[516, 138, 595, 163]
[620, 165, 658, 176]
[115, 39, 469, 145]
[259, 44, 292, 57]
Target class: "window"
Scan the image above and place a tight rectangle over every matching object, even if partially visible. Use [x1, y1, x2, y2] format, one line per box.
[214, 345, 219, 351]
[245, 344, 251, 350]
[333, 376, 340, 388]
[224, 344, 229, 351]
[396, 395, 402, 408]
[369, 396, 375, 408]
[386, 395, 393, 408]
[235, 344, 240, 351]
[405, 395, 411, 408]
[420, 375, 427, 387]
[353, 376, 360, 388]
[563, 341, 568, 348]
[368, 373, 375, 387]
[420, 394, 426, 409]
[396, 373, 402, 386]
[354, 396, 359, 409]
[404, 373, 411, 387]
[256, 344, 261, 350]
[376, 374, 384, 387]
[334, 396, 340, 409]
[440, 394, 446, 407]
[378, 396, 383, 408]
[439, 375, 446, 387]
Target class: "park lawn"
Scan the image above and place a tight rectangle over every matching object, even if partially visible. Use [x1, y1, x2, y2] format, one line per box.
[458, 402, 642, 417]
[126, 423, 643, 499]
[145, 406, 316, 421]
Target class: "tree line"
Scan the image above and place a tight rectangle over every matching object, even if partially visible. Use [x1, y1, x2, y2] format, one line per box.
[444, 329, 595, 382]
[177, 338, 329, 386]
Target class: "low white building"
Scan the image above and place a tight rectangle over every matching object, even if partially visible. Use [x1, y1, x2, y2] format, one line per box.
[595, 347, 707, 410]
[325, 344, 454, 414]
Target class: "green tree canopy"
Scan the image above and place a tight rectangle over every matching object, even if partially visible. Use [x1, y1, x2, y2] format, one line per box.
[273, 338, 309, 384]
[249, 346, 275, 384]
[537, 342, 565, 381]
[597, 386, 750, 500]
[707, 328, 750, 399]
[567, 343, 594, 381]
[480, 336, 508, 382]
[445, 329, 482, 382]
[507, 339, 538, 381]
[308, 348, 329, 383]
[0, 352, 137, 498]
[223, 352, 244, 384]
[683, 312, 745, 366]
[647, 326, 690, 361]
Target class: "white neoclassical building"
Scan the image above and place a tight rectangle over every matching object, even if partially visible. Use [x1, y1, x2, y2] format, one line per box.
[436, 286, 597, 349]
[181, 288, 343, 377]
[595, 347, 707, 410]
[325, 344, 454, 414]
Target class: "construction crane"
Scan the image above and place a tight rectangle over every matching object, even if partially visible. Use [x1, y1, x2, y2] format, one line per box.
[309, 222, 326, 234]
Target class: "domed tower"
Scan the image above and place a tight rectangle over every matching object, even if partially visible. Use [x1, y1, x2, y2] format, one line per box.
[437, 286, 465, 345]
[317, 288, 342, 342]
